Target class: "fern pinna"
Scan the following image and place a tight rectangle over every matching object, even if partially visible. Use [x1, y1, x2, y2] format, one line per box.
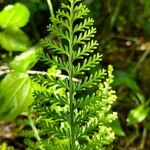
[25, 0, 117, 149]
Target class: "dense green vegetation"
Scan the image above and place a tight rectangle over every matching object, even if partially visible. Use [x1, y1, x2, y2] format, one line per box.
[0, 0, 150, 149]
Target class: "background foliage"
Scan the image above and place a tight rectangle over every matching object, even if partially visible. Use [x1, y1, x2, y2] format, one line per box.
[0, 0, 150, 149]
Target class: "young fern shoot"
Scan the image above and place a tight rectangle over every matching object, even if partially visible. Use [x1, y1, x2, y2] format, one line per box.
[25, 0, 117, 149]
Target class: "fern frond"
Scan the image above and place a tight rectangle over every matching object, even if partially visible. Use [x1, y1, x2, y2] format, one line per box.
[25, 139, 44, 150]
[52, 16, 70, 30]
[53, 56, 69, 70]
[47, 76, 69, 89]
[75, 93, 98, 109]
[20, 130, 36, 138]
[75, 69, 106, 92]
[42, 38, 69, 56]
[23, 0, 117, 149]
[48, 24, 69, 41]
[74, 18, 94, 33]
[39, 52, 69, 72]
[38, 51, 52, 66]
[79, 117, 99, 138]
[73, 40, 99, 60]
[73, 27, 96, 45]
[73, 4, 89, 20]
[56, 9, 70, 20]
[73, 53, 102, 75]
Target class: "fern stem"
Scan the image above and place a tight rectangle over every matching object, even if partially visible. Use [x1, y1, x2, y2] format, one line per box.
[68, 1, 76, 149]
[47, 0, 54, 18]
[69, 58, 75, 150]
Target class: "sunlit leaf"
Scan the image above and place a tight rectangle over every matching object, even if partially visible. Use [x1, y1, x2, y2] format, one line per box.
[10, 47, 42, 72]
[0, 72, 33, 121]
[127, 104, 150, 125]
[0, 3, 30, 28]
[0, 27, 30, 51]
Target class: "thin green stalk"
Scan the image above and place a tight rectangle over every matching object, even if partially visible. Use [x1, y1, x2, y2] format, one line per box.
[140, 128, 147, 149]
[125, 126, 139, 149]
[28, 113, 44, 150]
[133, 47, 150, 73]
[47, 0, 54, 18]
[109, 0, 122, 30]
[68, 2, 75, 149]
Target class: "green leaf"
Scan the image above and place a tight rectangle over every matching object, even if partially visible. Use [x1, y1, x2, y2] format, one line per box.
[110, 119, 125, 136]
[0, 3, 30, 28]
[144, 121, 150, 130]
[0, 27, 30, 51]
[127, 104, 150, 125]
[0, 72, 33, 121]
[113, 71, 139, 92]
[10, 47, 42, 72]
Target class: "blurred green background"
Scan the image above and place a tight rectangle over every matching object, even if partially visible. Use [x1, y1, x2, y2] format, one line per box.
[0, 0, 150, 149]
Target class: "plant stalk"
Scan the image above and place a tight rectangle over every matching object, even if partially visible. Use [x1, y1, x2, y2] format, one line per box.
[133, 47, 150, 73]
[140, 128, 147, 149]
[47, 0, 54, 18]
[28, 113, 44, 150]
[68, 1, 75, 149]
[109, 0, 122, 30]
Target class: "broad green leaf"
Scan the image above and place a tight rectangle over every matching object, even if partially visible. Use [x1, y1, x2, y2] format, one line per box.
[0, 27, 30, 51]
[110, 119, 125, 136]
[0, 3, 30, 28]
[0, 72, 33, 121]
[127, 105, 150, 125]
[10, 47, 42, 72]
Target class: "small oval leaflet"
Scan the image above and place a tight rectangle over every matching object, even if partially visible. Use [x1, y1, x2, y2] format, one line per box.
[0, 3, 30, 28]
